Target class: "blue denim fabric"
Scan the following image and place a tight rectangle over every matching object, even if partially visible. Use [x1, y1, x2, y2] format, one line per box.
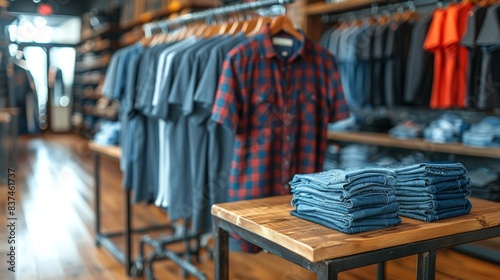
[398, 200, 472, 222]
[296, 201, 399, 222]
[292, 192, 397, 209]
[292, 175, 395, 191]
[462, 116, 500, 147]
[395, 175, 465, 186]
[389, 121, 425, 139]
[291, 211, 402, 234]
[292, 185, 395, 202]
[290, 168, 396, 187]
[395, 191, 468, 201]
[398, 198, 470, 210]
[395, 177, 471, 193]
[294, 198, 397, 214]
[423, 113, 470, 143]
[393, 166, 466, 177]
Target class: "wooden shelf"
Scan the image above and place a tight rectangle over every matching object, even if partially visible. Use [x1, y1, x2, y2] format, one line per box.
[80, 23, 122, 43]
[327, 131, 500, 159]
[75, 55, 111, 72]
[119, 1, 220, 30]
[89, 141, 121, 159]
[305, 0, 389, 16]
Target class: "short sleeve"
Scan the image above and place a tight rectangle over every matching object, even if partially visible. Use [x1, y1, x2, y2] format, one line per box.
[211, 54, 242, 134]
[101, 52, 121, 99]
[327, 54, 350, 123]
[424, 9, 445, 53]
[442, 6, 460, 47]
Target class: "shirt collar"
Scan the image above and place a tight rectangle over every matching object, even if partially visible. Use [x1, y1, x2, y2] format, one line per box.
[259, 23, 306, 62]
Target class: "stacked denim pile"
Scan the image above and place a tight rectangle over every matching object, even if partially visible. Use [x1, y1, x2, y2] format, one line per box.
[423, 113, 470, 143]
[392, 162, 472, 222]
[290, 168, 402, 234]
[468, 168, 500, 202]
[462, 116, 500, 147]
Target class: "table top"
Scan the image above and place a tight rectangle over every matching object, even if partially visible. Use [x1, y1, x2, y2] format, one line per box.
[211, 195, 500, 262]
[88, 141, 121, 159]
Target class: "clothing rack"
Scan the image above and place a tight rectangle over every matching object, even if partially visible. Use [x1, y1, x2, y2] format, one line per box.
[144, 0, 295, 36]
[131, 1, 297, 279]
[321, 0, 452, 23]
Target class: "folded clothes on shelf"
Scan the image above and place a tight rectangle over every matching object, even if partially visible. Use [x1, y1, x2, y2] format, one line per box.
[290, 168, 401, 234]
[462, 116, 500, 147]
[389, 120, 425, 139]
[423, 113, 470, 143]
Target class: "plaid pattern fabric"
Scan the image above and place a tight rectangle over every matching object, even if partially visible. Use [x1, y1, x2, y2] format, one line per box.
[212, 24, 350, 203]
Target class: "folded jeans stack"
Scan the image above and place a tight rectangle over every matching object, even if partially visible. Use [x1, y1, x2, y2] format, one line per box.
[462, 116, 500, 147]
[423, 113, 470, 143]
[391, 162, 472, 222]
[290, 168, 402, 234]
[467, 168, 500, 202]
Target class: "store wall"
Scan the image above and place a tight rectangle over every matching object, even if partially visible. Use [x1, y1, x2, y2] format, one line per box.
[7, 0, 89, 16]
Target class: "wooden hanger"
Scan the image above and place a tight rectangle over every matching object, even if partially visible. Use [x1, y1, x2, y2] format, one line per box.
[269, 15, 302, 40]
[246, 16, 272, 37]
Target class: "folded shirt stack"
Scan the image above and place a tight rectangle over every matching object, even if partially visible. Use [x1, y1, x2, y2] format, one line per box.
[423, 113, 470, 143]
[389, 120, 425, 139]
[391, 162, 472, 222]
[468, 168, 500, 202]
[290, 168, 402, 234]
[462, 116, 500, 147]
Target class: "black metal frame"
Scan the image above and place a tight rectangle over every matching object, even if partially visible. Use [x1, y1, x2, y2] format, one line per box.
[93, 152, 173, 275]
[213, 217, 500, 280]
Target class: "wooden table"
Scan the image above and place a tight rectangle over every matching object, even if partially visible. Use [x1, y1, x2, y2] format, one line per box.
[212, 195, 500, 280]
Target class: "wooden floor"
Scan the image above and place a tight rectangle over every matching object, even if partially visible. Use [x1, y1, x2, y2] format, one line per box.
[0, 133, 499, 280]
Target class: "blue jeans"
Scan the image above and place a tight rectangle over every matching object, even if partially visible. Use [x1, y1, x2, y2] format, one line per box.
[291, 168, 396, 187]
[292, 192, 397, 208]
[291, 176, 395, 191]
[291, 210, 402, 234]
[395, 191, 468, 201]
[391, 162, 465, 174]
[296, 201, 400, 222]
[395, 175, 465, 186]
[292, 185, 395, 201]
[398, 200, 471, 222]
[397, 198, 470, 210]
[395, 177, 470, 193]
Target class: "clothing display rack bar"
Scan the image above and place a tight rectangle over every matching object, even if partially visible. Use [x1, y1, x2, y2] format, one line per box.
[130, 1, 297, 279]
[143, 0, 294, 36]
[319, 0, 451, 23]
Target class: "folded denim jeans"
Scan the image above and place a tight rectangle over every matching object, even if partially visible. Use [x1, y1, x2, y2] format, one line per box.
[292, 192, 397, 208]
[295, 201, 399, 221]
[290, 168, 396, 187]
[290, 178, 395, 193]
[395, 177, 470, 193]
[391, 162, 465, 173]
[395, 190, 469, 201]
[397, 198, 470, 210]
[395, 174, 465, 186]
[292, 185, 394, 201]
[291, 210, 402, 234]
[398, 200, 471, 222]
[293, 199, 397, 214]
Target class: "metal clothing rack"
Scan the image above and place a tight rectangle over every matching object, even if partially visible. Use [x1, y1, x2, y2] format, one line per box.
[144, 0, 295, 37]
[320, 0, 452, 23]
[132, 1, 296, 279]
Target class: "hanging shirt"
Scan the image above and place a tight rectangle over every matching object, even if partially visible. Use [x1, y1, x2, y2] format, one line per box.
[404, 13, 434, 106]
[461, 5, 488, 108]
[212, 25, 350, 202]
[476, 3, 500, 109]
[441, 2, 474, 108]
[424, 8, 447, 109]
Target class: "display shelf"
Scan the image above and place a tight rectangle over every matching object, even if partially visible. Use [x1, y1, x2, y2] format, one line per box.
[80, 23, 122, 43]
[83, 106, 118, 121]
[305, 0, 388, 16]
[75, 55, 112, 72]
[327, 131, 500, 159]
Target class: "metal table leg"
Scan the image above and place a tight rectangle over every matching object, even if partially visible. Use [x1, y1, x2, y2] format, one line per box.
[125, 188, 132, 275]
[417, 250, 436, 280]
[214, 218, 229, 280]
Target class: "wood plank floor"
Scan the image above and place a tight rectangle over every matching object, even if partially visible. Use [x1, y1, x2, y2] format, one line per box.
[0, 133, 499, 280]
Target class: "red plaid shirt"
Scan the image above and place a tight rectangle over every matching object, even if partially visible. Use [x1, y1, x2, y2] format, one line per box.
[212, 25, 350, 202]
